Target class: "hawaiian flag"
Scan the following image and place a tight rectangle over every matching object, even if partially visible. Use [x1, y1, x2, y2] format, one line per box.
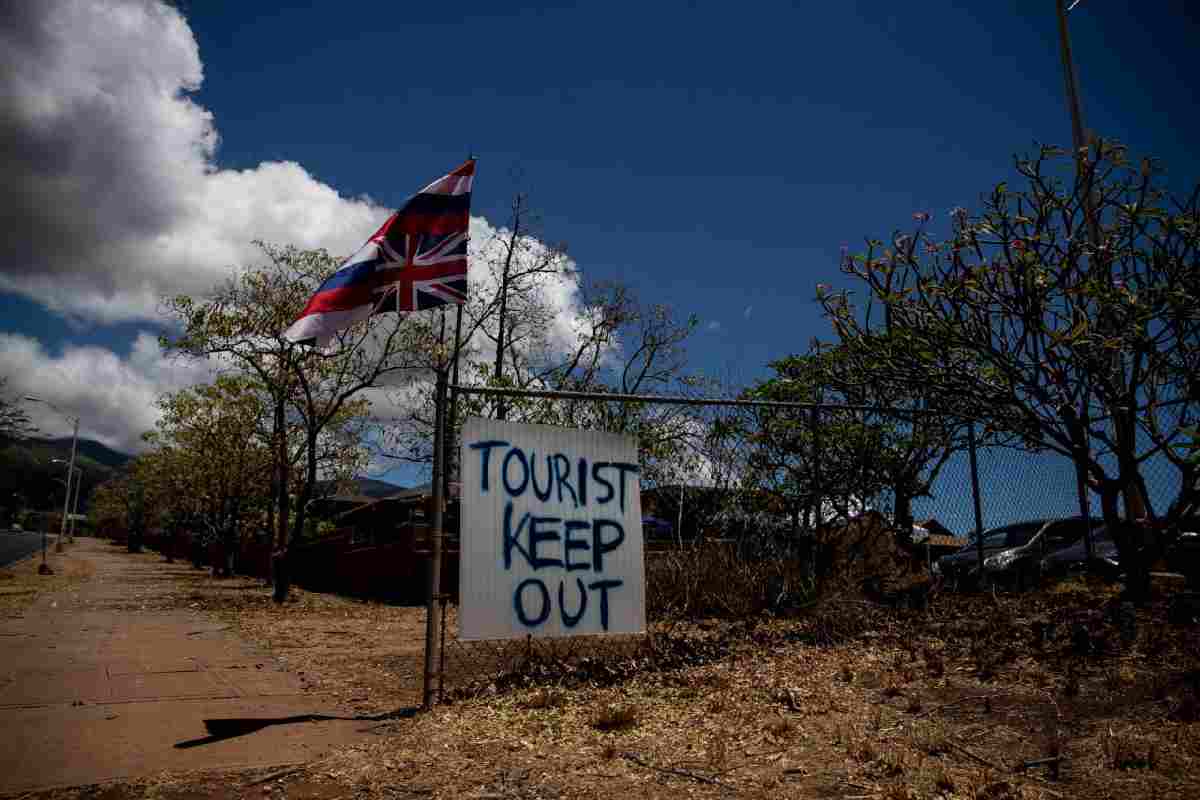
[283, 159, 474, 346]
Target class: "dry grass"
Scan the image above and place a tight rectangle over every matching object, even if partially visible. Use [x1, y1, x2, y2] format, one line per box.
[590, 702, 639, 732]
[0, 546, 95, 611]
[644, 543, 813, 619]
[1102, 727, 1158, 771]
[23, 539, 1200, 800]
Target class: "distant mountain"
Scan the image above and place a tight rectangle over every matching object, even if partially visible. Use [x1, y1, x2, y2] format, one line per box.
[41, 437, 132, 468]
[355, 477, 407, 497]
[315, 477, 407, 499]
[1, 437, 127, 515]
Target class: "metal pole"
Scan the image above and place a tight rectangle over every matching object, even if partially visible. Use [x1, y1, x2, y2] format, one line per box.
[273, 346, 292, 601]
[1054, 0, 1099, 250]
[810, 406, 821, 527]
[69, 467, 81, 541]
[58, 418, 78, 552]
[39, 510, 50, 574]
[1075, 451, 1095, 561]
[436, 304, 464, 705]
[438, 594, 448, 703]
[422, 364, 448, 710]
[677, 483, 684, 547]
[445, 305, 465, 503]
[1055, 0, 1089, 187]
[968, 423, 986, 579]
[1054, 0, 1146, 523]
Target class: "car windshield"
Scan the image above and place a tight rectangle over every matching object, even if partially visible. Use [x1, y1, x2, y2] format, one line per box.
[1060, 525, 1113, 547]
[1005, 526, 1040, 546]
[963, 532, 1010, 550]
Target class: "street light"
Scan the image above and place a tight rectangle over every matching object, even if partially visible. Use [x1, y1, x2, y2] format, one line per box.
[25, 396, 80, 556]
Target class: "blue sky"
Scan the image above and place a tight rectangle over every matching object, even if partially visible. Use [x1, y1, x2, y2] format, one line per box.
[1, 0, 1197, 487]
[181, 0, 1200, 378]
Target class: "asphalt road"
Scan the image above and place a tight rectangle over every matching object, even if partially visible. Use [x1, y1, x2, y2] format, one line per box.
[0, 531, 45, 568]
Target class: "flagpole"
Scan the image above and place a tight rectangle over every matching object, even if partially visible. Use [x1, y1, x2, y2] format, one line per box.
[422, 310, 449, 709]
[444, 305, 464, 501]
[443, 155, 472, 511]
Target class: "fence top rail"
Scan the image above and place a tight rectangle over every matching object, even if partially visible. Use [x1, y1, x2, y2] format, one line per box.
[449, 383, 969, 417]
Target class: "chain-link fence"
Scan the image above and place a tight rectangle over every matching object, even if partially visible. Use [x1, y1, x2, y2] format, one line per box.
[429, 399, 1189, 700]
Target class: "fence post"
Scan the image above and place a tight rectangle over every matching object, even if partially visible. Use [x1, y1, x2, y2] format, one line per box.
[968, 423, 985, 579]
[810, 405, 821, 527]
[860, 408, 869, 519]
[438, 593, 448, 703]
[1074, 456, 1095, 562]
[422, 364, 448, 710]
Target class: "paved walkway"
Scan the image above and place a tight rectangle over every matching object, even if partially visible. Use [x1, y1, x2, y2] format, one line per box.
[0, 539, 368, 793]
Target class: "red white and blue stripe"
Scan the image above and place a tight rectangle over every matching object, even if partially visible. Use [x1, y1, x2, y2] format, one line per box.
[283, 159, 474, 346]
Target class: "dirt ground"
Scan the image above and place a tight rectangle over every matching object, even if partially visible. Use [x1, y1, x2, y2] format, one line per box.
[7, 542, 1200, 800]
[0, 544, 96, 611]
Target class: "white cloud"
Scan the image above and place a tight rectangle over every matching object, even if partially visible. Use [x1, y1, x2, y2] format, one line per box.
[0, 0, 607, 463]
[0, 0, 391, 323]
[0, 332, 214, 453]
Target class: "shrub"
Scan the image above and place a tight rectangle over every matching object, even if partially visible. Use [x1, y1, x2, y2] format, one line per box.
[645, 541, 813, 620]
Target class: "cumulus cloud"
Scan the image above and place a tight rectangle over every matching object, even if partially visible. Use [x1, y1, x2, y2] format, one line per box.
[0, 0, 604, 460]
[0, 0, 389, 323]
[0, 332, 214, 453]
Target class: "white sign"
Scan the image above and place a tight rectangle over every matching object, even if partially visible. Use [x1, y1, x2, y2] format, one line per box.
[458, 417, 645, 641]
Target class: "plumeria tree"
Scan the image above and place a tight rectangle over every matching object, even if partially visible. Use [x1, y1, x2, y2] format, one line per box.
[823, 141, 1200, 597]
[734, 344, 973, 539]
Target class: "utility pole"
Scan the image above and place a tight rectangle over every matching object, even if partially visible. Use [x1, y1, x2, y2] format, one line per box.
[1053, 0, 1147, 524]
[71, 469, 82, 541]
[25, 397, 80, 554]
[1054, 0, 1104, 250]
[53, 461, 82, 543]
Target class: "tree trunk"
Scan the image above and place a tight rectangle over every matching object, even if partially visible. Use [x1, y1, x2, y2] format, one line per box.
[1102, 487, 1150, 602]
[894, 487, 914, 543]
[493, 209, 522, 421]
[293, 432, 319, 550]
[272, 387, 291, 603]
[265, 476, 276, 585]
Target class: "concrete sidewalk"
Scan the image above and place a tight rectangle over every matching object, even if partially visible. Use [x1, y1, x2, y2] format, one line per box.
[0, 540, 368, 793]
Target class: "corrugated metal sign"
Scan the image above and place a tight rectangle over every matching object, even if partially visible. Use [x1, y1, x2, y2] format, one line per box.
[458, 417, 645, 641]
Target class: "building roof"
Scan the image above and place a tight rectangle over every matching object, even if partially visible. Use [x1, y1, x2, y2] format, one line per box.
[333, 482, 462, 524]
[915, 517, 956, 538]
[924, 534, 967, 549]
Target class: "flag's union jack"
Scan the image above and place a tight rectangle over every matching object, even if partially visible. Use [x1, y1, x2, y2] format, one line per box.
[283, 160, 474, 346]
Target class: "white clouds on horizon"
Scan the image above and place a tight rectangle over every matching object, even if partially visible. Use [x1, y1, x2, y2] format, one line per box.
[0, 332, 214, 453]
[0, 0, 600, 453]
[0, 0, 391, 323]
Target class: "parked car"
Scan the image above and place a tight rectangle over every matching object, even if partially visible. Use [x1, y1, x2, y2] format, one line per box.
[937, 521, 1044, 589]
[1165, 523, 1200, 589]
[938, 517, 1101, 590]
[982, 517, 1103, 590]
[1039, 524, 1122, 582]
